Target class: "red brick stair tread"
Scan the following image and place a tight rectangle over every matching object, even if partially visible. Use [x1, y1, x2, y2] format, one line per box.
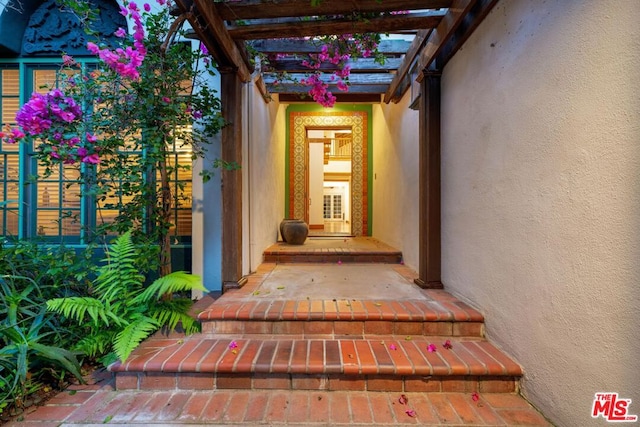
[110, 336, 522, 377]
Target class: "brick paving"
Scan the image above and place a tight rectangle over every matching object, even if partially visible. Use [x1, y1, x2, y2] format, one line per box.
[6, 380, 552, 426]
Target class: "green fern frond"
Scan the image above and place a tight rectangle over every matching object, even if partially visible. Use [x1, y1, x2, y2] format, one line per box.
[133, 271, 204, 304]
[46, 297, 111, 326]
[74, 331, 117, 358]
[148, 301, 200, 334]
[94, 232, 145, 301]
[113, 316, 160, 362]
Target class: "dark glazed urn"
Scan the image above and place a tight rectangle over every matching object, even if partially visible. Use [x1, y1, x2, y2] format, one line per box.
[280, 219, 308, 245]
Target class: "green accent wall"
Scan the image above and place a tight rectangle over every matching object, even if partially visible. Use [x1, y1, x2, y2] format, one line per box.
[285, 104, 373, 235]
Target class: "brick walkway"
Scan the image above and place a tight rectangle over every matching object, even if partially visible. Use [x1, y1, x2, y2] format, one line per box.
[5, 377, 552, 426]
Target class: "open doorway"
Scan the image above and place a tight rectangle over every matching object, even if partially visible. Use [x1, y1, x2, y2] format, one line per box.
[306, 128, 352, 236]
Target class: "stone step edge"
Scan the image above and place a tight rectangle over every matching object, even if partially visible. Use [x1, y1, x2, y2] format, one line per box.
[110, 337, 522, 379]
[201, 319, 484, 337]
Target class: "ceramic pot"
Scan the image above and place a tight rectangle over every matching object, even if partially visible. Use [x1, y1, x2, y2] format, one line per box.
[280, 219, 308, 245]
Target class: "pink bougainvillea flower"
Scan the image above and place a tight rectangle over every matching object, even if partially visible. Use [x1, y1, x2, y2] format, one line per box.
[229, 341, 238, 349]
[143, 3, 151, 12]
[389, 344, 397, 351]
[162, 96, 171, 104]
[443, 339, 453, 350]
[114, 27, 127, 38]
[82, 153, 100, 164]
[398, 394, 408, 405]
[62, 55, 76, 66]
[427, 343, 437, 353]
[405, 409, 416, 417]
[471, 392, 480, 402]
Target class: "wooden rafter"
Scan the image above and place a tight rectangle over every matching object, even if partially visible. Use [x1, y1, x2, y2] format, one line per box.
[384, 29, 430, 103]
[249, 39, 412, 54]
[175, 0, 253, 82]
[228, 11, 446, 40]
[214, 0, 452, 20]
[182, 0, 497, 102]
[415, 0, 477, 75]
[268, 57, 402, 73]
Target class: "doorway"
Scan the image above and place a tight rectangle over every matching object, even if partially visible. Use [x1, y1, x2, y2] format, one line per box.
[288, 109, 369, 236]
[306, 129, 352, 236]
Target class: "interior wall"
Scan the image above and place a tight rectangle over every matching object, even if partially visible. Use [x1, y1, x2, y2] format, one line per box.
[440, 1, 640, 425]
[372, 92, 420, 271]
[246, 87, 286, 272]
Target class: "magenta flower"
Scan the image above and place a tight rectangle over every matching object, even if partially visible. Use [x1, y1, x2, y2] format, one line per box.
[143, 3, 151, 12]
[114, 27, 127, 38]
[229, 341, 238, 349]
[162, 96, 171, 104]
[389, 344, 397, 351]
[405, 409, 416, 417]
[443, 339, 453, 350]
[62, 55, 76, 66]
[427, 343, 437, 353]
[82, 153, 100, 164]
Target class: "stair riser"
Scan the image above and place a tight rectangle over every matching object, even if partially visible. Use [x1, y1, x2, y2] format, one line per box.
[263, 254, 403, 263]
[116, 372, 518, 393]
[202, 320, 484, 338]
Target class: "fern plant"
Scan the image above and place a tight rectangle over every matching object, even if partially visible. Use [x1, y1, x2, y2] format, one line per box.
[47, 231, 205, 366]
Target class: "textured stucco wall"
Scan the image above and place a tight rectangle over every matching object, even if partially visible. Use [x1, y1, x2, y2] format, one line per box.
[441, 1, 640, 425]
[372, 93, 420, 271]
[245, 88, 286, 272]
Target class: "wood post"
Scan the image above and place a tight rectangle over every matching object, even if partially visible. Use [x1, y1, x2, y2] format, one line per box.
[415, 71, 443, 289]
[220, 69, 246, 291]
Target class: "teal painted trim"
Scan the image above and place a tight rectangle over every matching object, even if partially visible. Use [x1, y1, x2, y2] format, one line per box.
[284, 103, 374, 234]
[17, 62, 26, 239]
[0, 58, 100, 65]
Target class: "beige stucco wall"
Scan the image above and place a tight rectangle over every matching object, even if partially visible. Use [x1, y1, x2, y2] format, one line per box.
[372, 93, 420, 271]
[440, 0, 640, 425]
[244, 86, 287, 273]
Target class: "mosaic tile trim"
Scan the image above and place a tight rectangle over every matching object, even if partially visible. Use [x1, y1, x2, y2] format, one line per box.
[288, 111, 368, 236]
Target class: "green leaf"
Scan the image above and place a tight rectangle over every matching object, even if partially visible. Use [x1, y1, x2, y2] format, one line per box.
[113, 317, 160, 362]
[132, 271, 204, 304]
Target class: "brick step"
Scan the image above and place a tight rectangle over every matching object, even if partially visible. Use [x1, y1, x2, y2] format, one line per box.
[262, 237, 403, 264]
[198, 296, 485, 337]
[263, 250, 403, 264]
[203, 319, 484, 337]
[109, 335, 522, 392]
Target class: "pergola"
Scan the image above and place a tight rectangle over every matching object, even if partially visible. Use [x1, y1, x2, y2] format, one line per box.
[172, 0, 498, 291]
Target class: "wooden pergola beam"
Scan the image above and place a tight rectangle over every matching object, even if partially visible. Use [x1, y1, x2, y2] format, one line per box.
[268, 57, 403, 73]
[267, 83, 390, 94]
[175, 0, 253, 82]
[228, 11, 446, 40]
[384, 29, 430, 103]
[215, 0, 452, 20]
[415, 0, 477, 74]
[263, 73, 394, 85]
[250, 39, 412, 54]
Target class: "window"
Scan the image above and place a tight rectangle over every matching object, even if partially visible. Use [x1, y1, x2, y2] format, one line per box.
[0, 67, 20, 236]
[0, 61, 193, 243]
